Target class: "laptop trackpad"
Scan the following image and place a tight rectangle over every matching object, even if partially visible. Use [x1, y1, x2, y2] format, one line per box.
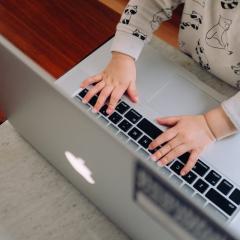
[147, 76, 219, 116]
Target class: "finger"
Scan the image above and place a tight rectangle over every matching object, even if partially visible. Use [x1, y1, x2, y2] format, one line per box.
[80, 74, 102, 88]
[107, 87, 125, 114]
[157, 116, 181, 126]
[127, 81, 138, 102]
[82, 81, 105, 104]
[148, 127, 177, 150]
[180, 150, 200, 176]
[157, 144, 188, 166]
[93, 85, 114, 112]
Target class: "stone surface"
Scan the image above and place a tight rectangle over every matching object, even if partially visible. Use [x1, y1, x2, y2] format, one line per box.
[0, 122, 129, 240]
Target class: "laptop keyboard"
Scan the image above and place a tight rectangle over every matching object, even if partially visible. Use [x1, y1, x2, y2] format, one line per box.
[75, 88, 240, 222]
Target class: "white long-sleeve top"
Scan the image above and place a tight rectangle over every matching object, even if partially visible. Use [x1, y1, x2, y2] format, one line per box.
[111, 0, 240, 130]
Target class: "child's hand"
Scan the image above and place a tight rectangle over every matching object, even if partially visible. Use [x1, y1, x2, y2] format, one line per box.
[80, 52, 138, 114]
[148, 115, 216, 176]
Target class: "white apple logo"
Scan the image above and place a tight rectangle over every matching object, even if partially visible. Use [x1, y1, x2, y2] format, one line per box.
[65, 151, 95, 184]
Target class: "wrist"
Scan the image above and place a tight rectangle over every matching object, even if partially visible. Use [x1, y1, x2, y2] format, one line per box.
[111, 51, 135, 62]
[204, 106, 237, 140]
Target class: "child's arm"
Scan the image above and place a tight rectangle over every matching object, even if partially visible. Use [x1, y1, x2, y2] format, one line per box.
[148, 93, 239, 176]
[81, 0, 185, 114]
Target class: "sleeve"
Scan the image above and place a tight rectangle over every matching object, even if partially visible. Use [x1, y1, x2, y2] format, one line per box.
[221, 91, 240, 131]
[110, 0, 185, 60]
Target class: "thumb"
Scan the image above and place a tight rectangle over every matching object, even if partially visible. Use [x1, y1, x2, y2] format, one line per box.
[157, 116, 180, 126]
[127, 80, 138, 103]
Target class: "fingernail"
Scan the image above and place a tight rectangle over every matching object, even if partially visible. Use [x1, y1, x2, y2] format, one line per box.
[107, 108, 112, 114]
[148, 144, 152, 150]
[82, 99, 87, 104]
[180, 170, 186, 176]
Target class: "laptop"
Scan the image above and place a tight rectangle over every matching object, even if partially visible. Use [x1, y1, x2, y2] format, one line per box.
[0, 34, 240, 240]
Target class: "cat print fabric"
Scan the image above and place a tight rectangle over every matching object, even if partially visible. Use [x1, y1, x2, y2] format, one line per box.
[111, 0, 240, 129]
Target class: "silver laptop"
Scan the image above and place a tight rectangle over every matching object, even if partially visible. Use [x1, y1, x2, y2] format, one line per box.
[0, 34, 240, 240]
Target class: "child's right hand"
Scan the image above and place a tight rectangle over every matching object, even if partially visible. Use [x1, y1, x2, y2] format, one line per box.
[80, 51, 138, 115]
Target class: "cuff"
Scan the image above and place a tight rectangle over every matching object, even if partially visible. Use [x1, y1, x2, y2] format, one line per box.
[110, 31, 145, 61]
[221, 92, 240, 130]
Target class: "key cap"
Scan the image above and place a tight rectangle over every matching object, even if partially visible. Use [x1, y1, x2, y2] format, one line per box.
[229, 189, 240, 205]
[138, 135, 152, 149]
[170, 161, 184, 175]
[125, 109, 142, 124]
[217, 179, 233, 195]
[88, 95, 98, 106]
[193, 179, 209, 193]
[182, 171, 197, 184]
[148, 146, 161, 154]
[108, 112, 122, 124]
[78, 88, 88, 98]
[116, 101, 130, 114]
[178, 152, 190, 164]
[206, 188, 236, 216]
[137, 118, 162, 139]
[118, 119, 132, 132]
[205, 170, 221, 186]
[99, 105, 109, 116]
[128, 127, 142, 140]
[192, 160, 209, 177]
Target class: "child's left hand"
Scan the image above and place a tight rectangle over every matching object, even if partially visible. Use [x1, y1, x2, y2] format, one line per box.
[148, 115, 216, 176]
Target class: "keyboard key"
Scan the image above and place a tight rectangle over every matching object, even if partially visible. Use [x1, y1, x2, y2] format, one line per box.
[116, 101, 130, 114]
[192, 160, 209, 177]
[128, 127, 142, 140]
[88, 95, 98, 106]
[137, 118, 162, 139]
[99, 105, 109, 116]
[205, 203, 228, 222]
[206, 188, 236, 216]
[118, 119, 132, 132]
[229, 189, 240, 205]
[217, 179, 233, 195]
[138, 135, 152, 149]
[178, 152, 190, 164]
[78, 88, 88, 98]
[193, 179, 209, 193]
[158, 166, 171, 176]
[205, 170, 221, 186]
[182, 171, 197, 184]
[125, 109, 142, 124]
[170, 161, 184, 175]
[108, 112, 122, 124]
[148, 146, 161, 154]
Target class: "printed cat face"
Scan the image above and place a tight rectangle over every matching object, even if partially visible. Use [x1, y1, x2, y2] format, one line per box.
[219, 16, 232, 30]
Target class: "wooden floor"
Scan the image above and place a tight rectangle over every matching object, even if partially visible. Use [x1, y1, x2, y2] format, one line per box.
[99, 0, 183, 48]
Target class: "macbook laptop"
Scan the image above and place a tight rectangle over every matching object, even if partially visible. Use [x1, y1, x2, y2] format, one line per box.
[0, 34, 240, 240]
